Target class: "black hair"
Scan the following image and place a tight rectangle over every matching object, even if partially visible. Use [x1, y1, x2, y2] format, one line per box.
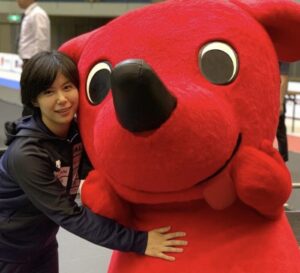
[20, 50, 79, 110]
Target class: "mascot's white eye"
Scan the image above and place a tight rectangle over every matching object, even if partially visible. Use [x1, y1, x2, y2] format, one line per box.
[199, 42, 238, 85]
[86, 62, 112, 105]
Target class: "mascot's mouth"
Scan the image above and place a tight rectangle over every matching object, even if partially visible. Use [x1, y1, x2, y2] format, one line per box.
[195, 133, 242, 187]
[113, 133, 242, 204]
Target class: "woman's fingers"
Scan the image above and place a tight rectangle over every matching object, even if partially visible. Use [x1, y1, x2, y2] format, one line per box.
[164, 232, 186, 240]
[162, 247, 184, 253]
[152, 226, 171, 233]
[157, 253, 176, 261]
[156, 247, 184, 261]
[164, 239, 188, 246]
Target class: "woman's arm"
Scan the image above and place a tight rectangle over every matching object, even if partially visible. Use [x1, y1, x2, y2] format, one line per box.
[8, 143, 187, 259]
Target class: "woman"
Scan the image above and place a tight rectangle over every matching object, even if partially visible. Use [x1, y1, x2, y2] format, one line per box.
[0, 51, 187, 273]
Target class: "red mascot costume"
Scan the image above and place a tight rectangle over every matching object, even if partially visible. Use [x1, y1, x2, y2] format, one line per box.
[60, 0, 300, 272]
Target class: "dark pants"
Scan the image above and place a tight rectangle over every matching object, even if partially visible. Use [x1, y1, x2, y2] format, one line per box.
[0, 246, 58, 273]
[276, 103, 288, 162]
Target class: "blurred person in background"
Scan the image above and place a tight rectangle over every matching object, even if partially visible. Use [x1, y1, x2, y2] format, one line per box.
[276, 61, 290, 162]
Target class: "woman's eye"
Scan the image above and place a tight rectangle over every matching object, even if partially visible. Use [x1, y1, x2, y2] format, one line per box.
[199, 42, 239, 85]
[64, 84, 72, 90]
[86, 62, 112, 105]
[42, 90, 54, 96]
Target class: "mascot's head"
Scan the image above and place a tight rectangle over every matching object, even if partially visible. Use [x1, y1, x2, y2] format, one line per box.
[60, 0, 300, 204]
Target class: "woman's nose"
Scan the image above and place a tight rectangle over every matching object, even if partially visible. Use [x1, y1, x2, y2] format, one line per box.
[56, 91, 68, 104]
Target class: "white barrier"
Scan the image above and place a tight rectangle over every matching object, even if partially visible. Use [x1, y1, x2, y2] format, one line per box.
[0, 52, 22, 89]
[0, 52, 22, 74]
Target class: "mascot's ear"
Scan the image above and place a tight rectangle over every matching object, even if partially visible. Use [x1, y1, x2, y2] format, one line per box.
[58, 29, 97, 63]
[230, 0, 300, 62]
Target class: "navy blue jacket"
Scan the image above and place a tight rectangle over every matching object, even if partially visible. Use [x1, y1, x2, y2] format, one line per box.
[0, 113, 147, 262]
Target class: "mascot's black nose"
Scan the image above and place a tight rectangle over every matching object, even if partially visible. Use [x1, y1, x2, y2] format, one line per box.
[111, 59, 177, 132]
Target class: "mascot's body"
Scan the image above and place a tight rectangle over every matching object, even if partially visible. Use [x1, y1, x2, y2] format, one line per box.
[60, 0, 300, 272]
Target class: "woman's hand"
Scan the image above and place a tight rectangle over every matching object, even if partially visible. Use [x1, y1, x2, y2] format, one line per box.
[145, 226, 187, 261]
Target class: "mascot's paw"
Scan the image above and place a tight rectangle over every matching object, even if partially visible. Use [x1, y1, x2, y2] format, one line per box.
[81, 170, 132, 225]
[231, 141, 291, 219]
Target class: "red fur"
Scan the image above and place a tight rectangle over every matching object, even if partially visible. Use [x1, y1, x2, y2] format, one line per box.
[60, 0, 300, 272]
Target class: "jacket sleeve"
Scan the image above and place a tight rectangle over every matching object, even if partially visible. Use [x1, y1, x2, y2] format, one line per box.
[8, 143, 147, 254]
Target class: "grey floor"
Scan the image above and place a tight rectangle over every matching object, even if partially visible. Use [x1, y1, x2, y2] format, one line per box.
[57, 228, 112, 273]
[0, 85, 300, 272]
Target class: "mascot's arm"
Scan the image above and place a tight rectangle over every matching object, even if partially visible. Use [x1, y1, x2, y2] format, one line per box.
[80, 169, 132, 226]
[231, 140, 291, 219]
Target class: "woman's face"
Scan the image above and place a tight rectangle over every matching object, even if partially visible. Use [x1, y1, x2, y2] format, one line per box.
[34, 72, 79, 137]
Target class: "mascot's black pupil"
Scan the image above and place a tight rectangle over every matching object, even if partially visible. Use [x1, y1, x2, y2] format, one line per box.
[200, 50, 234, 85]
[89, 69, 111, 104]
